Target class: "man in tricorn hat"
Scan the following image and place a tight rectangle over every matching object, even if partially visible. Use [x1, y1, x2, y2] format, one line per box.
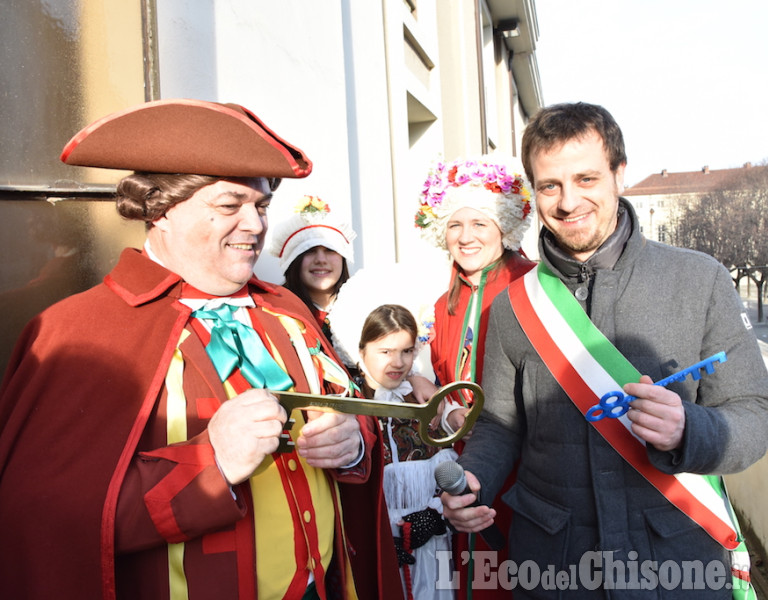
[0, 99, 402, 600]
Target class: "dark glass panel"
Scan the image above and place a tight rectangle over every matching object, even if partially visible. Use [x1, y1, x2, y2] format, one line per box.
[0, 198, 145, 377]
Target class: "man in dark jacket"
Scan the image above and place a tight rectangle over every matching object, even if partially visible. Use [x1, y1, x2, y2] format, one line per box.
[441, 102, 768, 598]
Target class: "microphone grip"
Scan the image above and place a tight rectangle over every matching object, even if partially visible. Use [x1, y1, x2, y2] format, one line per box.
[461, 485, 506, 551]
[436, 462, 506, 551]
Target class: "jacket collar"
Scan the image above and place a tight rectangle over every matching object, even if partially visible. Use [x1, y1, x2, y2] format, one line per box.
[104, 247, 277, 307]
[539, 198, 640, 281]
[454, 254, 506, 289]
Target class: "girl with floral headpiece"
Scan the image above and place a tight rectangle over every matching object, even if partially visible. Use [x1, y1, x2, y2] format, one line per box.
[269, 196, 357, 342]
[415, 155, 536, 599]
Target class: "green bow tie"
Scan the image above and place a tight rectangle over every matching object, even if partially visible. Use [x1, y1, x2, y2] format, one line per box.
[192, 304, 293, 391]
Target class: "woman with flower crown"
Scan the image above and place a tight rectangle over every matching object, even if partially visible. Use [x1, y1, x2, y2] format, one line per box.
[269, 195, 357, 344]
[415, 155, 536, 599]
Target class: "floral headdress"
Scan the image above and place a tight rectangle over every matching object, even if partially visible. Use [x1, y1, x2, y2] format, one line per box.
[414, 156, 534, 252]
[268, 195, 357, 272]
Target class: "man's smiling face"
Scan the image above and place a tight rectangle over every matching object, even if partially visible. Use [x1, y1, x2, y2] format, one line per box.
[531, 130, 625, 262]
[149, 178, 272, 295]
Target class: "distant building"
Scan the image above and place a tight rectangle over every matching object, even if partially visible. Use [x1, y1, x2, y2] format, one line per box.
[624, 163, 760, 242]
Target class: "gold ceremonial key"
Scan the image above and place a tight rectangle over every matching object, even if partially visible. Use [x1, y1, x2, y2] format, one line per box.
[272, 380, 484, 453]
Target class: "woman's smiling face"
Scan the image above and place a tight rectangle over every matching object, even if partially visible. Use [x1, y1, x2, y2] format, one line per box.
[298, 245, 344, 308]
[444, 206, 504, 285]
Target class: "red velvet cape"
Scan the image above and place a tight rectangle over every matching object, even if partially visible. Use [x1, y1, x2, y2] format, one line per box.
[0, 248, 401, 599]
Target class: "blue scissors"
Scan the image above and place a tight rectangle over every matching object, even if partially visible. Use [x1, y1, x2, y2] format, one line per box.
[585, 352, 727, 422]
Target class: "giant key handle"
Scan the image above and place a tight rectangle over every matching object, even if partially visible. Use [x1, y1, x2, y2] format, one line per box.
[272, 380, 484, 453]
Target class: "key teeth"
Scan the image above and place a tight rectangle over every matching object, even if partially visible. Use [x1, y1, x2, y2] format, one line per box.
[667, 372, 687, 383]
[277, 434, 294, 453]
[277, 418, 296, 453]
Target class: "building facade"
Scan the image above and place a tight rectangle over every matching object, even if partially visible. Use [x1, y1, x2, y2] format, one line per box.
[0, 0, 543, 376]
[623, 163, 760, 243]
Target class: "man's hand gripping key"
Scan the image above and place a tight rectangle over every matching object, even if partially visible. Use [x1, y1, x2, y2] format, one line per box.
[271, 381, 484, 452]
[586, 352, 727, 422]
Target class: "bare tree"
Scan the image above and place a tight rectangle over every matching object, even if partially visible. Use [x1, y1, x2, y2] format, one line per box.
[668, 162, 768, 319]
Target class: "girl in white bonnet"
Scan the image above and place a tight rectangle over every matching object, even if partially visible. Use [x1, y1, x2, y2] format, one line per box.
[269, 195, 356, 342]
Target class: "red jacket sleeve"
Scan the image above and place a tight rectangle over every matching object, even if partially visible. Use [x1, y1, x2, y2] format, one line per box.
[115, 430, 246, 553]
[332, 414, 377, 484]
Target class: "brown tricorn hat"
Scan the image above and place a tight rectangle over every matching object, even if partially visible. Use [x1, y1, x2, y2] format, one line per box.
[60, 98, 312, 178]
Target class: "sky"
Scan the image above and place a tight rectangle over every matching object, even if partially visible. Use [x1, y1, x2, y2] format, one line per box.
[533, 0, 768, 187]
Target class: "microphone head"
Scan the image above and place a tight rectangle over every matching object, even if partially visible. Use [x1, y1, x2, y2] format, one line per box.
[434, 460, 467, 495]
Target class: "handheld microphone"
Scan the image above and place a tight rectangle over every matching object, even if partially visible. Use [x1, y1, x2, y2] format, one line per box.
[434, 461, 506, 551]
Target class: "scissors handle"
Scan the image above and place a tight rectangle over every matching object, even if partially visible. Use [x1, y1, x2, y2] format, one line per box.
[272, 380, 484, 452]
[585, 352, 727, 422]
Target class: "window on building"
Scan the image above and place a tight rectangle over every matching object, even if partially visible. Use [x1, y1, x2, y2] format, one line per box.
[480, 7, 499, 151]
[658, 224, 667, 243]
[0, 0, 152, 376]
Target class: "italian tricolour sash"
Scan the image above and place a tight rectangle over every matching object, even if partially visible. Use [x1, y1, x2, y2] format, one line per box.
[508, 262, 755, 599]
